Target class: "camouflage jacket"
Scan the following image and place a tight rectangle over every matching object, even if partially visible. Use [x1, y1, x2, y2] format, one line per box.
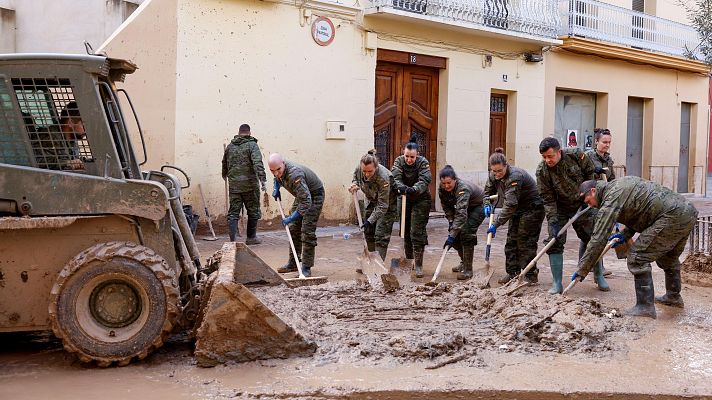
[276, 160, 324, 216]
[577, 176, 698, 275]
[439, 179, 484, 237]
[484, 166, 542, 228]
[585, 149, 616, 181]
[221, 136, 266, 193]
[536, 147, 595, 224]
[352, 164, 395, 224]
[391, 155, 432, 201]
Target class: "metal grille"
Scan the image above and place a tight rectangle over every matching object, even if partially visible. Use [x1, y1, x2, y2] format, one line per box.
[0, 76, 33, 166]
[410, 127, 428, 160]
[689, 216, 712, 255]
[484, 0, 509, 29]
[490, 95, 507, 112]
[374, 126, 393, 169]
[12, 78, 92, 171]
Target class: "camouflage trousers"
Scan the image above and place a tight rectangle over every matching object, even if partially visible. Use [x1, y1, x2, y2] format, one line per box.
[505, 205, 545, 277]
[228, 189, 261, 221]
[452, 205, 486, 253]
[287, 188, 324, 268]
[628, 203, 698, 275]
[402, 196, 431, 255]
[364, 198, 398, 250]
[545, 206, 596, 255]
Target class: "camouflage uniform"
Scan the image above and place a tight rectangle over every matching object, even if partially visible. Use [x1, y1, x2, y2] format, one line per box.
[439, 179, 485, 277]
[392, 155, 431, 257]
[221, 135, 266, 222]
[585, 149, 616, 181]
[484, 166, 544, 280]
[352, 164, 398, 257]
[277, 161, 324, 271]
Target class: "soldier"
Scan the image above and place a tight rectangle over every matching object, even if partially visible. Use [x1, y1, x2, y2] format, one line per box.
[438, 165, 485, 280]
[30, 101, 86, 170]
[574, 177, 698, 318]
[536, 137, 609, 294]
[221, 124, 267, 244]
[268, 153, 324, 278]
[483, 148, 545, 284]
[585, 128, 616, 182]
[392, 135, 432, 278]
[349, 150, 397, 262]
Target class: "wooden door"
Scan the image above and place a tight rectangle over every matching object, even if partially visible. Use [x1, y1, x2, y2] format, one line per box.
[489, 94, 507, 156]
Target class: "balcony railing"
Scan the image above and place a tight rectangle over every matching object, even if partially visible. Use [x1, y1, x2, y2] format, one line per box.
[560, 0, 701, 58]
[367, 0, 561, 40]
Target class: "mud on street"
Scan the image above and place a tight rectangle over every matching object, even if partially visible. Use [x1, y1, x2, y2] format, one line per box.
[3, 201, 712, 399]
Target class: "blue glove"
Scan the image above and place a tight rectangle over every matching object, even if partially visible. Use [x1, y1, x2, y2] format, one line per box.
[361, 220, 372, 232]
[608, 233, 626, 248]
[405, 186, 416, 195]
[483, 204, 492, 218]
[487, 223, 496, 237]
[571, 271, 585, 282]
[281, 211, 300, 226]
[594, 166, 605, 175]
[397, 185, 408, 195]
[443, 235, 455, 249]
[272, 180, 281, 201]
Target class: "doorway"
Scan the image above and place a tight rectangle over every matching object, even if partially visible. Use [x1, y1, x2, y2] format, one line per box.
[678, 102, 692, 192]
[489, 94, 507, 155]
[626, 97, 644, 177]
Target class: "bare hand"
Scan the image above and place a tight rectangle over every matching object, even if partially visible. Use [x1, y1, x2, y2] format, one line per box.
[348, 184, 359, 194]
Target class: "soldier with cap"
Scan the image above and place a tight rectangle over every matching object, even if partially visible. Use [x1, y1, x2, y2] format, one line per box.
[269, 153, 324, 278]
[221, 123, 267, 244]
[349, 150, 398, 263]
[536, 137, 609, 294]
[392, 135, 432, 278]
[574, 177, 698, 318]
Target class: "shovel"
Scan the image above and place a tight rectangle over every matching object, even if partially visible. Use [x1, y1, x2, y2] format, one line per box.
[425, 247, 449, 287]
[352, 192, 400, 291]
[198, 183, 220, 241]
[275, 198, 328, 286]
[505, 206, 591, 294]
[473, 194, 498, 289]
[562, 237, 617, 296]
[390, 194, 414, 277]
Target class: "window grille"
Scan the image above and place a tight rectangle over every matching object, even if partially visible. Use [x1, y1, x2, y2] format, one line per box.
[0, 76, 33, 166]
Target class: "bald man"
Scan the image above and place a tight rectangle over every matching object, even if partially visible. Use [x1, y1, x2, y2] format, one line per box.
[269, 153, 324, 277]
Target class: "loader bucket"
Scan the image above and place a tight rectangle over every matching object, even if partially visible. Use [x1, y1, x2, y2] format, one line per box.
[193, 243, 316, 367]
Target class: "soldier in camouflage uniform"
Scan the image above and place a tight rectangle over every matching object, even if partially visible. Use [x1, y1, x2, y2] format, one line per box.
[585, 128, 615, 277]
[483, 149, 545, 284]
[268, 153, 324, 278]
[29, 101, 87, 171]
[438, 165, 485, 280]
[349, 151, 397, 262]
[392, 137, 432, 278]
[575, 177, 698, 318]
[536, 137, 609, 294]
[221, 124, 267, 244]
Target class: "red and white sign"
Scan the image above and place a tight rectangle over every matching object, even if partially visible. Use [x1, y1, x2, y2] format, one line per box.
[311, 17, 335, 46]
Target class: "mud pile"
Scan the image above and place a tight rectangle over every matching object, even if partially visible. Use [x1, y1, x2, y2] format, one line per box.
[252, 281, 638, 367]
[682, 253, 712, 287]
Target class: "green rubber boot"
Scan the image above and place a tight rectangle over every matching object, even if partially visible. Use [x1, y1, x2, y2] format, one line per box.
[548, 253, 563, 294]
[593, 261, 610, 291]
[625, 271, 657, 318]
[655, 269, 684, 308]
[414, 249, 424, 278]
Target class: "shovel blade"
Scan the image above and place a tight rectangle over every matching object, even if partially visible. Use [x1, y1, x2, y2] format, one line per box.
[472, 262, 495, 289]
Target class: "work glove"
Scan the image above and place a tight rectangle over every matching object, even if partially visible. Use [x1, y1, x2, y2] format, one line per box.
[608, 233, 626, 248]
[549, 221, 561, 238]
[571, 271, 586, 282]
[443, 235, 455, 249]
[281, 211, 301, 226]
[260, 181, 267, 192]
[361, 220, 372, 232]
[405, 186, 416, 195]
[272, 180, 281, 201]
[487, 223, 496, 238]
[594, 166, 605, 175]
[483, 204, 492, 218]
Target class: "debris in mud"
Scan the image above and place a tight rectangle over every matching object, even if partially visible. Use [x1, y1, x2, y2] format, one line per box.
[682, 253, 712, 287]
[251, 280, 639, 366]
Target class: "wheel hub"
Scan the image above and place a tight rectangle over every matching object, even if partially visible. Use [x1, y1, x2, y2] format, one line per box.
[89, 280, 141, 328]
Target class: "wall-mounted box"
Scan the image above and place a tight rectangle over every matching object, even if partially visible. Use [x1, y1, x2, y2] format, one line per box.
[326, 120, 346, 140]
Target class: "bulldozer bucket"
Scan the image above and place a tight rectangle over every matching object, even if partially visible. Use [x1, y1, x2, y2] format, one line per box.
[194, 243, 316, 367]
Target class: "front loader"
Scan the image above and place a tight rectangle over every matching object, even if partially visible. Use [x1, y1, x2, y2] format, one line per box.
[0, 53, 314, 366]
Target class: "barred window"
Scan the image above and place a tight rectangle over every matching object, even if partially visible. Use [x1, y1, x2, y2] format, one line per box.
[0, 76, 33, 166]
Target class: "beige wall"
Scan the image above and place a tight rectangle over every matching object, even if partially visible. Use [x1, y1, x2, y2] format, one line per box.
[0, 6, 15, 53]
[544, 49, 709, 193]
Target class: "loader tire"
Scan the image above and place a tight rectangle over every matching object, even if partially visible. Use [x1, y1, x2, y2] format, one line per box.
[49, 241, 180, 367]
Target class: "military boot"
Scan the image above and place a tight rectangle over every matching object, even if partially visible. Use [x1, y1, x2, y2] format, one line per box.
[593, 261, 610, 291]
[228, 219, 238, 242]
[301, 246, 315, 278]
[625, 271, 657, 318]
[655, 268, 684, 308]
[278, 247, 299, 273]
[245, 218, 262, 245]
[452, 247, 463, 273]
[375, 245, 388, 261]
[457, 246, 474, 280]
[548, 253, 564, 294]
[414, 249, 424, 278]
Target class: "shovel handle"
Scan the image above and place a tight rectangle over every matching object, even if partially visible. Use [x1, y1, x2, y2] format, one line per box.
[484, 205, 495, 260]
[352, 192, 371, 260]
[276, 198, 305, 279]
[562, 238, 616, 296]
[430, 247, 449, 283]
[400, 194, 406, 239]
[198, 183, 218, 239]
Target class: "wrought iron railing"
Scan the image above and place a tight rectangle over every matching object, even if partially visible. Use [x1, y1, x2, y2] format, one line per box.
[559, 0, 701, 58]
[368, 0, 561, 40]
[689, 216, 712, 255]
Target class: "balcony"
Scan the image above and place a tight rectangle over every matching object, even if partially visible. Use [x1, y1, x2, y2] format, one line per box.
[559, 0, 701, 58]
[364, 0, 562, 44]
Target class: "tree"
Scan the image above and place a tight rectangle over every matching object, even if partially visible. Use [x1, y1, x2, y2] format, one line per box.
[680, 0, 712, 65]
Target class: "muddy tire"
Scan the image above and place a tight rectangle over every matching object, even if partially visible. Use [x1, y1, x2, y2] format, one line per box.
[48, 241, 180, 367]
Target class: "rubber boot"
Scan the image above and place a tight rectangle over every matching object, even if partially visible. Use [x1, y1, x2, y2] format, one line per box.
[452, 247, 463, 273]
[228, 219, 238, 242]
[457, 246, 474, 280]
[414, 249, 424, 278]
[245, 218, 262, 245]
[375, 245, 388, 261]
[548, 253, 564, 294]
[404, 241, 413, 260]
[625, 271, 657, 318]
[301, 246, 315, 278]
[278, 246, 299, 273]
[593, 261, 610, 291]
[655, 269, 684, 308]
